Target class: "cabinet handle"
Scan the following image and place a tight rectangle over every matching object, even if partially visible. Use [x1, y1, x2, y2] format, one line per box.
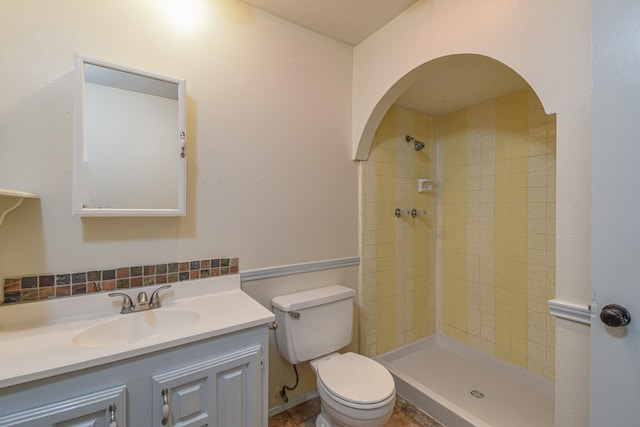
[161, 387, 170, 425]
[108, 403, 118, 427]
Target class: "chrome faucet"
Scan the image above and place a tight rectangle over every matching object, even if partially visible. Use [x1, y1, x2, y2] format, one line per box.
[109, 285, 172, 314]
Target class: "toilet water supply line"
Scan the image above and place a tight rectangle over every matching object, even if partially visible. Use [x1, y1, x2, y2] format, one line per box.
[280, 364, 300, 403]
[268, 320, 300, 403]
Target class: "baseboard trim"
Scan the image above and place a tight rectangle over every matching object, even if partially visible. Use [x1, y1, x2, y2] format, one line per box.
[268, 391, 320, 418]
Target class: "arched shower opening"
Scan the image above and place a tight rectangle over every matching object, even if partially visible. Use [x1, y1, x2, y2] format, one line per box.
[358, 54, 557, 427]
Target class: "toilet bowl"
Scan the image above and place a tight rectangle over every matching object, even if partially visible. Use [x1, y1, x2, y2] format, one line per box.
[272, 286, 396, 427]
[311, 352, 396, 427]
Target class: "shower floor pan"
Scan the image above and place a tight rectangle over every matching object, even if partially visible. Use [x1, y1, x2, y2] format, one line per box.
[376, 334, 554, 427]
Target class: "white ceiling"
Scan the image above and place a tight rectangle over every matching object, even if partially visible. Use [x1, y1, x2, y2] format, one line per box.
[238, 0, 530, 115]
[237, 0, 419, 46]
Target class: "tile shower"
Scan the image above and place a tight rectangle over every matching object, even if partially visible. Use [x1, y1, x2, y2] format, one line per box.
[360, 88, 556, 379]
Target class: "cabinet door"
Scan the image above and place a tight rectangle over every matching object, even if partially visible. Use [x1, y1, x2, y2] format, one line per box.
[152, 346, 263, 427]
[0, 385, 126, 427]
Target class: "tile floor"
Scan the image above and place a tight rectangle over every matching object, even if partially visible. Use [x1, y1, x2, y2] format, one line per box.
[268, 395, 444, 427]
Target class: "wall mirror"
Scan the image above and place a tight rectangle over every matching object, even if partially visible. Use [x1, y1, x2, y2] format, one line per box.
[73, 55, 186, 216]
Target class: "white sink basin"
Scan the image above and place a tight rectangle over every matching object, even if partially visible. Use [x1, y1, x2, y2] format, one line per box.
[72, 309, 200, 348]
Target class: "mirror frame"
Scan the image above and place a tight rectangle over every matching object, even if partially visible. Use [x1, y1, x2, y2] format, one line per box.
[72, 54, 186, 217]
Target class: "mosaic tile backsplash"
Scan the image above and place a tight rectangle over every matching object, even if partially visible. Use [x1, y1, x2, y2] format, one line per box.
[3, 257, 239, 305]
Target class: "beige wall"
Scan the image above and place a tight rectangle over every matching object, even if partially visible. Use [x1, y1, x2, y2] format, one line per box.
[353, 1, 591, 425]
[0, 0, 357, 276]
[1, 0, 357, 414]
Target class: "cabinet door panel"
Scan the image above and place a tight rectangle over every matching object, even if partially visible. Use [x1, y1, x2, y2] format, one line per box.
[159, 377, 210, 427]
[173, 379, 209, 422]
[215, 359, 259, 427]
[153, 346, 263, 427]
[0, 385, 126, 427]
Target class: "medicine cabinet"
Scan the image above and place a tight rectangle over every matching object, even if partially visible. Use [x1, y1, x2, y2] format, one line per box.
[73, 55, 186, 216]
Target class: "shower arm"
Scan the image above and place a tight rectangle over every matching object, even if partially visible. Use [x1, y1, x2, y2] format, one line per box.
[405, 135, 426, 151]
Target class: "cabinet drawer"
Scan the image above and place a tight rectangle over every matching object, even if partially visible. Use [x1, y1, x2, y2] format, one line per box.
[0, 385, 126, 427]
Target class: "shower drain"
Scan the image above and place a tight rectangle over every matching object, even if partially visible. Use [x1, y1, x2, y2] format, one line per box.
[470, 389, 485, 399]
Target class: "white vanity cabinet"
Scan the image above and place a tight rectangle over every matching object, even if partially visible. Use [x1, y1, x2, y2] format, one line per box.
[0, 326, 269, 427]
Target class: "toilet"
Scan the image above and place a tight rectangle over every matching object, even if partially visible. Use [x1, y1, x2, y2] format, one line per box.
[272, 285, 396, 427]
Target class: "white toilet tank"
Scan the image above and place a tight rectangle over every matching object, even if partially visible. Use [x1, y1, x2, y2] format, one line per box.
[272, 285, 355, 365]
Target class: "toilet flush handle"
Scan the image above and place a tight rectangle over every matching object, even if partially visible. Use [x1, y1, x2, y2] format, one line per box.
[288, 311, 300, 320]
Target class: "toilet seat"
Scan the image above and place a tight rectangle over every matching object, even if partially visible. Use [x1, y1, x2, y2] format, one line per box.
[316, 352, 395, 408]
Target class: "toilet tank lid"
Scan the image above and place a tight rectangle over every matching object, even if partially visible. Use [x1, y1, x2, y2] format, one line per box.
[272, 285, 354, 312]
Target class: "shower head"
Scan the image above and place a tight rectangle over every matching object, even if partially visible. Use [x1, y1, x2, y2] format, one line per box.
[405, 135, 426, 151]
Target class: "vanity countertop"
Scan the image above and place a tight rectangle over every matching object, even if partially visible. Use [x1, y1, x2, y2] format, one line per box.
[0, 275, 274, 389]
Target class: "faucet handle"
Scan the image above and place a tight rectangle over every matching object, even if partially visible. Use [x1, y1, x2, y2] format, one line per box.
[150, 285, 172, 308]
[137, 291, 149, 305]
[109, 292, 134, 314]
